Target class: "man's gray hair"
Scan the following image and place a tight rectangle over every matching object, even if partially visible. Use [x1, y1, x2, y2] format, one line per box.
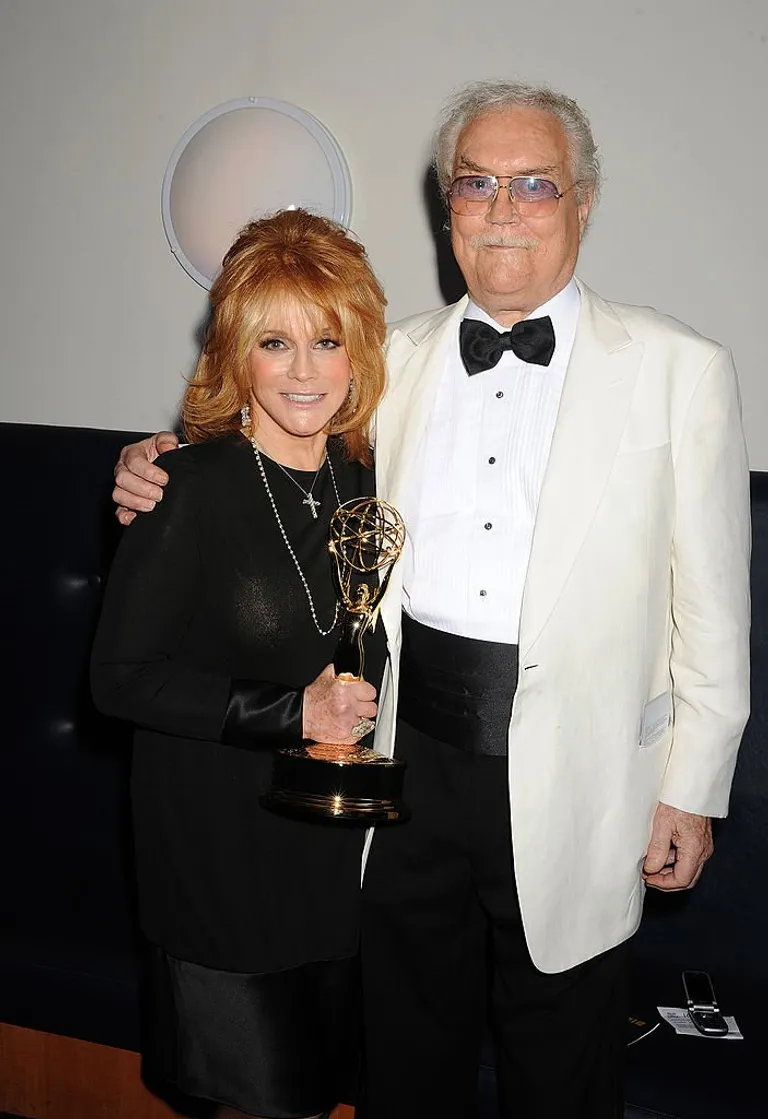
[433, 80, 602, 207]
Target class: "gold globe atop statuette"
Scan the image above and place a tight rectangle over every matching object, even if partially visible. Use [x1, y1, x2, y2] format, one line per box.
[329, 498, 405, 682]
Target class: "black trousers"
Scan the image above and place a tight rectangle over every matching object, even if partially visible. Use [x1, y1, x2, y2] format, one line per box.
[360, 718, 629, 1119]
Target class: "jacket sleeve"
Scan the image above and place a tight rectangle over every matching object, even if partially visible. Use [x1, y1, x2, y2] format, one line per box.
[660, 346, 751, 816]
[90, 450, 303, 749]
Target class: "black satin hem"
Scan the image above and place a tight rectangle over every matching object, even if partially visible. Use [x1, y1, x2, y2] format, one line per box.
[222, 678, 304, 749]
[142, 943, 360, 1117]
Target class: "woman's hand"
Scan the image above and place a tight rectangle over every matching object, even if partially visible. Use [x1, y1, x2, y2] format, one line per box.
[303, 665, 377, 745]
[113, 431, 180, 525]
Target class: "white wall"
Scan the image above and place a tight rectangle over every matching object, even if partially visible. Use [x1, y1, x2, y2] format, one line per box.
[1, 0, 766, 465]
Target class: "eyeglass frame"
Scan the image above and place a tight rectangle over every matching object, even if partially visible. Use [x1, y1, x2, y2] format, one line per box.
[445, 174, 582, 216]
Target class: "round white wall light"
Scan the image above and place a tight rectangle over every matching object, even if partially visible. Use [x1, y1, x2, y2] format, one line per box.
[161, 97, 353, 289]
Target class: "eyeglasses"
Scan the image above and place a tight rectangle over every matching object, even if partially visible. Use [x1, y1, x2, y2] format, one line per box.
[446, 175, 579, 217]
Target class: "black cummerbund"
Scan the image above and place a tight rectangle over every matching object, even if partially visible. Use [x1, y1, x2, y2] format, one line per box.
[397, 613, 518, 756]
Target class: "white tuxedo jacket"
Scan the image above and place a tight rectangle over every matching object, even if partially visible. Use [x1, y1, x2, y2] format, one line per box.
[368, 279, 751, 973]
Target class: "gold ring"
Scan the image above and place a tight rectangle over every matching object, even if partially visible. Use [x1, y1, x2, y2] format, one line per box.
[351, 717, 375, 739]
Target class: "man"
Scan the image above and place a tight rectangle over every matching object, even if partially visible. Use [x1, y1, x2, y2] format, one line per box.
[114, 82, 751, 1118]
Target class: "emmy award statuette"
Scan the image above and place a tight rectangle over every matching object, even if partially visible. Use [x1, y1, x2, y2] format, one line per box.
[261, 498, 410, 823]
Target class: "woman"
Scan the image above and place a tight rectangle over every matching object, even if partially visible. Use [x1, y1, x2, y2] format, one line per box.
[91, 209, 388, 1119]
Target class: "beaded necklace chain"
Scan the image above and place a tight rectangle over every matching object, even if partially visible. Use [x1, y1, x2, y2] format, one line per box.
[250, 437, 342, 637]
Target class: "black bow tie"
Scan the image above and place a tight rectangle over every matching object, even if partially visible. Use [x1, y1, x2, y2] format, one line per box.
[459, 316, 556, 375]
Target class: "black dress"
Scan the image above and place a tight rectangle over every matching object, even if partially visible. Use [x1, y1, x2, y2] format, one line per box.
[91, 433, 385, 1118]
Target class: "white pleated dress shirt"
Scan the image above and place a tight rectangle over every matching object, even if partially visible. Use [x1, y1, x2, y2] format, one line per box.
[401, 278, 581, 644]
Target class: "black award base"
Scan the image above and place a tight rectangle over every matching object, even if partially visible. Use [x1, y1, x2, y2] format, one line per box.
[260, 743, 410, 824]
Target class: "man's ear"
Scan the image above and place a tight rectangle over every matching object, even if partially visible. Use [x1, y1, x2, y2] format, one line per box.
[577, 188, 594, 237]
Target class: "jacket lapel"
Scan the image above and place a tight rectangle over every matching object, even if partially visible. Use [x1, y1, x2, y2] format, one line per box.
[376, 298, 468, 509]
[375, 297, 467, 643]
[519, 281, 643, 656]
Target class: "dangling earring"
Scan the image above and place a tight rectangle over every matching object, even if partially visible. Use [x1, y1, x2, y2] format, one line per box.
[348, 378, 354, 398]
[240, 402, 250, 428]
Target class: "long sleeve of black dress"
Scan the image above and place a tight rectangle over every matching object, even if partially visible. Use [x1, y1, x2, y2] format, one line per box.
[91, 449, 303, 748]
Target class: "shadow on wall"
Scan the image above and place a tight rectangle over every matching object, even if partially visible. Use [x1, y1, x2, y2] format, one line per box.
[422, 164, 465, 307]
[168, 305, 216, 439]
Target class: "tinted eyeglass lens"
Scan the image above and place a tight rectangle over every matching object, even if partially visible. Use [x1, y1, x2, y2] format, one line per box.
[512, 177, 559, 202]
[454, 176, 496, 199]
[448, 175, 561, 215]
[448, 176, 496, 212]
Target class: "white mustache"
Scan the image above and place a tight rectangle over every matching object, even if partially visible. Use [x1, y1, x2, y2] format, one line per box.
[469, 234, 538, 249]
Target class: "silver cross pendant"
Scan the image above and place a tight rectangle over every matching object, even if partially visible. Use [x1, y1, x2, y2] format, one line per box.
[304, 495, 321, 518]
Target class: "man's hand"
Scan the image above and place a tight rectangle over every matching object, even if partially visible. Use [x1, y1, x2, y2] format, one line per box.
[643, 802, 714, 892]
[113, 431, 179, 525]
